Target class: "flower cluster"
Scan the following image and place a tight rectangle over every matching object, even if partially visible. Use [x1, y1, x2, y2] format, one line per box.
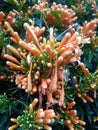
[78, 20, 98, 38]
[35, 1, 77, 28]
[71, 1, 86, 14]
[4, 20, 83, 107]
[56, 101, 86, 130]
[9, 98, 55, 130]
[73, 63, 98, 103]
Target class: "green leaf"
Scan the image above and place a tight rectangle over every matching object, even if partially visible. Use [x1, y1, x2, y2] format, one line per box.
[50, 10, 63, 24]
[0, 30, 8, 50]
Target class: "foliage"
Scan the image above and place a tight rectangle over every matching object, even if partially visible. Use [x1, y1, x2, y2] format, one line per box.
[0, 30, 8, 51]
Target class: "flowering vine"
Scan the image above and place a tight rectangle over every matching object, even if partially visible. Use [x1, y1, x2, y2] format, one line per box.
[0, 1, 98, 130]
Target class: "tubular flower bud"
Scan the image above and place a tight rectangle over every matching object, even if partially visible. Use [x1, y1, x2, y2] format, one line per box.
[8, 124, 18, 130]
